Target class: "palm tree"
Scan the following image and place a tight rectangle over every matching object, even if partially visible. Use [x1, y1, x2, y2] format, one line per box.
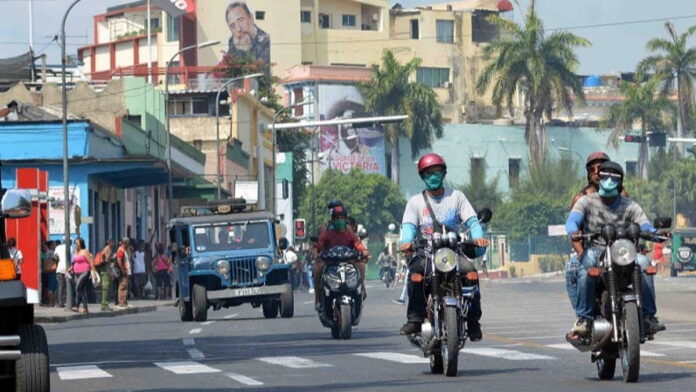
[636, 22, 696, 155]
[603, 78, 675, 179]
[359, 50, 443, 184]
[475, 2, 590, 168]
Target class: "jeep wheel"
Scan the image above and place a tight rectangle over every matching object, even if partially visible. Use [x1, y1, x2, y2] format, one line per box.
[280, 284, 294, 318]
[178, 288, 193, 322]
[15, 324, 50, 392]
[192, 283, 208, 322]
[262, 301, 279, 318]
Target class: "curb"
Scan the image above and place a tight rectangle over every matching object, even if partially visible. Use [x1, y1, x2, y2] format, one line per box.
[35, 303, 174, 323]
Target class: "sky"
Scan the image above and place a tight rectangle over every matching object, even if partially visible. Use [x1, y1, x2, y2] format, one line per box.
[1, 0, 695, 75]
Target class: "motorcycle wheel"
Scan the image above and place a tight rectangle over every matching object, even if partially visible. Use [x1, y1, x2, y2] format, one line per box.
[596, 355, 616, 380]
[339, 303, 352, 339]
[442, 307, 460, 377]
[620, 302, 640, 383]
[430, 354, 444, 374]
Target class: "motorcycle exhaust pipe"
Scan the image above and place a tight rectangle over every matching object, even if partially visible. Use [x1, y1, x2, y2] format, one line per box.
[565, 318, 613, 352]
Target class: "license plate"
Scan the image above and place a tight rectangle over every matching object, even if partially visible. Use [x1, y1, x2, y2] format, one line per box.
[232, 287, 263, 296]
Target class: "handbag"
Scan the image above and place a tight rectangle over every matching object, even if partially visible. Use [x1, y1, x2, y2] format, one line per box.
[110, 260, 122, 280]
[91, 269, 101, 287]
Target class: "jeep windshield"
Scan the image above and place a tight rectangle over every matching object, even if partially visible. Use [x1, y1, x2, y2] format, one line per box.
[192, 221, 271, 252]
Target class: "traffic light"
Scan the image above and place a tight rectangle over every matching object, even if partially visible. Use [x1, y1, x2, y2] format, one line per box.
[294, 219, 306, 240]
[623, 135, 643, 143]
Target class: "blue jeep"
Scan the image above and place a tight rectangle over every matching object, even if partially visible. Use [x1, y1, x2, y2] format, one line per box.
[169, 208, 293, 322]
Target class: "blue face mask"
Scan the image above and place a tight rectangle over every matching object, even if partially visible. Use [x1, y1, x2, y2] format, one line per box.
[599, 177, 620, 197]
[423, 172, 445, 191]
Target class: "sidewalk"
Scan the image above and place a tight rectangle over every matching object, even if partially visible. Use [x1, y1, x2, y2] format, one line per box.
[34, 299, 175, 323]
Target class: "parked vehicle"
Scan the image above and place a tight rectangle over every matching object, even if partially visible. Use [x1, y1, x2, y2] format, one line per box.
[407, 209, 492, 377]
[0, 189, 50, 392]
[170, 201, 293, 322]
[567, 219, 671, 383]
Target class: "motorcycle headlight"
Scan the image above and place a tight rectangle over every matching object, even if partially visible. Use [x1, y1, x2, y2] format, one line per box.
[324, 270, 342, 290]
[255, 256, 271, 271]
[610, 239, 637, 266]
[434, 248, 457, 273]
[215, 260, 230, 276]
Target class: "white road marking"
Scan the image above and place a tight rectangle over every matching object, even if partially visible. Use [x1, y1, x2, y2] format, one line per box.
[154, 361, 221, 374]
[650, 341, 696, 349]
[680, 360, 696, 364]
[461, 348, 555, 361]
[189, 328, 202, 334]
[303, 300, 314, 305]
[354, 352, 429, 364]
[224, 313, 239, 320]
[57, 365, 113, 380]
[227, 372, 264, 386]
[182, 338, 195, 346]
[187, 348, 205, 360]
[257, 356, 333, 368]
[201, 321, 215, 326]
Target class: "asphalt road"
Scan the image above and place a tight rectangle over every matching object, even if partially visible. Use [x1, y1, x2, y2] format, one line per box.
[44, 275, 696, 392]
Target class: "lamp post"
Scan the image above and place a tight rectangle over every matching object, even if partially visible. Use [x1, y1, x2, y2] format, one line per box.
[164, 40, 219, 220]
[215, 73, 263, 199]
[61, 0, 84, 312]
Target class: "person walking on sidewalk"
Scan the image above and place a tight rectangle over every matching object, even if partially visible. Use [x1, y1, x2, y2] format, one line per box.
[116, 238, 132, 308]
[8, 237, 23, 281]
[95, 240, 114, 311]
[54, 240, 74, 309]
[152, 243, 171, 300]
[132, 241, 147, 299]
[70, 237, 95, 313]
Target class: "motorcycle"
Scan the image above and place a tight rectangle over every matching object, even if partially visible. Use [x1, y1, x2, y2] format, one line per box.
[380, 263, 396, 288]
[568, 218, 671, 383]
[407, 208, 492, 377]
[318, 245, 364, 339]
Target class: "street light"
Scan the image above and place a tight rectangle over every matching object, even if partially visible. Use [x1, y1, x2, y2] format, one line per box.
[165, 40, 219, 219]
[61, 0, 84, 312]
[215, 73, 263, 199]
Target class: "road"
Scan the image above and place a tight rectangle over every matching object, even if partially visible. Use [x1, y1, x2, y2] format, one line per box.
[45, 275, 696, 392]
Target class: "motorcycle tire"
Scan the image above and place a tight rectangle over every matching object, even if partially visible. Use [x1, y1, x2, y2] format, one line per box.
[596, 355, 616, 380]
[620, 302, 640, 382]
[339, 303, 352, 339]
[442, 307, 460, 377]
[430, 354, 444, 374]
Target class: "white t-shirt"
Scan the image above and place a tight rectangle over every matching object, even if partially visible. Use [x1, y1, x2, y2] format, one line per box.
[284, 249, 298, 264]
[54, 244, 68, 274]
[402, 189, 477, 238]
[133, 251, 146, 274]
[9, 247, 23, 274]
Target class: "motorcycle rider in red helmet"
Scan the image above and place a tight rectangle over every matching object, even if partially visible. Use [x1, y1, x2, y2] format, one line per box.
[398, 153, 489, 339]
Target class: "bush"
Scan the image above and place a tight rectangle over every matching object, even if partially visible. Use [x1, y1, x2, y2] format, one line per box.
[538, 255, 564, 273]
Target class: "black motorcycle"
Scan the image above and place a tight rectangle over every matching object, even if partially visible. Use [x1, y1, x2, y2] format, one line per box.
[380, 263, 396, 288]
[568, 218, 670, 383]
[318, 245, 364, 339]
[407, 209, 492, 377]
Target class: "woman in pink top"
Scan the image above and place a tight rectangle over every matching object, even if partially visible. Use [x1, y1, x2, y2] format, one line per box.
[70, 237, 95, 313]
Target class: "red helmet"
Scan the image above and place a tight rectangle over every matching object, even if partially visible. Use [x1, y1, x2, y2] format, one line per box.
[417, 153, 447, 174]
[585, 151, 610, 170]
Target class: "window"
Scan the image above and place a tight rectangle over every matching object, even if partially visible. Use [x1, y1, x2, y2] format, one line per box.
[470, 157, 484, 181]
[293, 88, 304, 116]
[436, 20, 454, 43]
[342, 14, 356, 27]
[149, 18, 160, 30]
[509, 158, 521, 189]
[472, 11, 498, 43]
[167, 14, 180, 42]
[625, 161, 638, 177]
[416, 67, 450, 88]
[301, 10, 311, 23]
[170, 97, 209, 116]
[410, 19, 419, 39]
[319, 13, 330, 29]
[255, 11, 265, 20]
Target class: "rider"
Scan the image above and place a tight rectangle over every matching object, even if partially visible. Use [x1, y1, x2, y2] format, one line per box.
[312, 203, 370, 311]
[565, 160, 666, 338]
[378, 246, 396, 281]
[398, 153, 489, 340]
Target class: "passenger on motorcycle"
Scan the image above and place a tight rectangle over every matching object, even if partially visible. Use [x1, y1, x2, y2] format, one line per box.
[398, 153, 489, 340]
[312, 203, 370, 312]
[565, 161, 666, 338]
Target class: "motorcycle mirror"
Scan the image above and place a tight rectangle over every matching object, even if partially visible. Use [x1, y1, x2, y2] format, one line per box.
[358, 229, 368, 240]
[626, 223, 641, 242]
[477, 208, 493, 224]
[653, 217, 672, 229]
[601, 224, 617, 243]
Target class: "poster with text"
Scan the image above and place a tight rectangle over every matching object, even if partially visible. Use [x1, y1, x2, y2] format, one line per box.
[48, 186, 80, 235]
[318, 85, 386, 176]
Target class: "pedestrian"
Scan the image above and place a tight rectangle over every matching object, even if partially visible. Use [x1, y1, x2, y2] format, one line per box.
[152, 243, 171, 300]
[303, 245, 314, 294]
[132, 241, 147, 299]
[95, 240, 114, 311]
[41, 241, 58, 306]
[54, 240, 71, 308]
[116, 237, 132, 308]
[70, 237, 95, 313]
[8, 237, 23, 281]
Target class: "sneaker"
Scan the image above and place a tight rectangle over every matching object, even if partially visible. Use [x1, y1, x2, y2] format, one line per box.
[392, 298, 405, 305]
[569, 317, 591, 337]
[468, 320, 482, 341]
[399, 321, 421, 335]
[644, 316, 666, 334]
[308, 288, 315, 294]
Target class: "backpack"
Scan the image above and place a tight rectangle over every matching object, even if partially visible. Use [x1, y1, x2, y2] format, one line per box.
[93, 251, 105, 267]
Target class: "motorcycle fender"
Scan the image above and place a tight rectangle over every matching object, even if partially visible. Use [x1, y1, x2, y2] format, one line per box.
[443, 296, 458, 307]
[621, 294, 637, 303]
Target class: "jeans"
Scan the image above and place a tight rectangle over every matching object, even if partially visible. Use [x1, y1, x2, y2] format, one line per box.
[56, 272, 75, 308]
[573, 247, 657, 320]
[305, 264, 314, 289]
[399, 271, 409, 302]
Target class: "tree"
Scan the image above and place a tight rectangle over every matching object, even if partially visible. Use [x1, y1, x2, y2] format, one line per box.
[637, 22, 696, 150]
[359, 50, 443, 185]
[297, 168, 406, 239]
[602, 78, 675, 179]
[453, 160, 503, 213]
[517, 156, 582, 200]
[475, 3, 590, 168]
[491, 192, 566, 240]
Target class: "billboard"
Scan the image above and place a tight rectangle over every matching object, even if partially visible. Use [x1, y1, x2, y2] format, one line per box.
[48, 186, 80, 235]
[318, 85, 386, 176]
